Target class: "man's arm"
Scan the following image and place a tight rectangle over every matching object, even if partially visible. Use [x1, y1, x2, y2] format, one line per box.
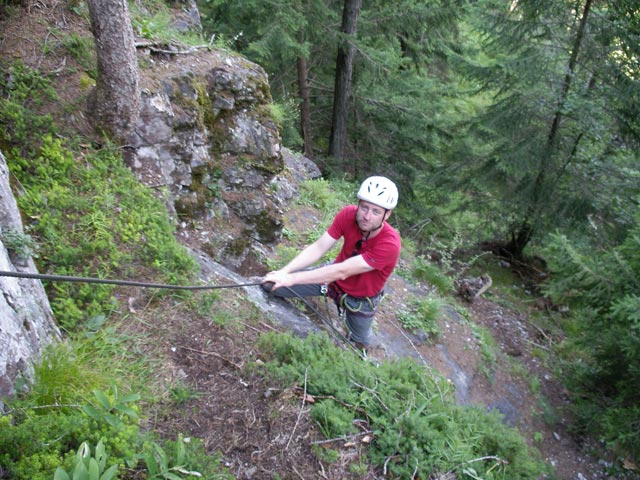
[262, 232, 374, 291]
[278, 231, 337, 274]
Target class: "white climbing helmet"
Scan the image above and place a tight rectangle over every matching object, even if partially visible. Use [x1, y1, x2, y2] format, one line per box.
[357, 176, 398, 210]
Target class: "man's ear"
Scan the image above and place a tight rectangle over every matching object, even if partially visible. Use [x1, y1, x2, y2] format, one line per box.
[384, 210, 392, 222]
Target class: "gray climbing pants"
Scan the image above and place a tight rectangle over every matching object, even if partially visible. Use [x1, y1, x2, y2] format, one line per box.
[262, 281, 383, 346]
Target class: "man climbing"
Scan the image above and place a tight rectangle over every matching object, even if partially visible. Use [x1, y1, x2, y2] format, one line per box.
[262, 176, 402, 352]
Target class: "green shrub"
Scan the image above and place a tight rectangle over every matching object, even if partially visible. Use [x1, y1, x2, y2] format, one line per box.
[411, 255, 454, 292]
[398, 295, 442, 339]
[256, 332, 547, 479]
[5, 135, 197, 330]
[544, 228, 640, 461]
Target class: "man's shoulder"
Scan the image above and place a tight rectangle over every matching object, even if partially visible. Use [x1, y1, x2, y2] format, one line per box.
[337, 204, 357, 216]
[332, 205, 358, 224]
[382, 222, 401, 241]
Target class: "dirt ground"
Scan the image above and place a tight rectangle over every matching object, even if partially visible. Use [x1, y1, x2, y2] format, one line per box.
[0, 2, 624, 479]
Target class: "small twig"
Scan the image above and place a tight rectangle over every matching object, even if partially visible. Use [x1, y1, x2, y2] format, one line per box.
[523, 338, 551, 352]
[237, 319, 276, 333]
[411, 459, 419, 480]
[286, 367, 308, 450]
[473, 274, 492, 298]
[437, 455, 508, 478]
[310, 430, 373, 445]
[383, 455, 401, 476]
[176, 344, 242, 369]
[351, 380, 389, 411]
[292, 464, 305, 480]
[3, 403, 82, 415]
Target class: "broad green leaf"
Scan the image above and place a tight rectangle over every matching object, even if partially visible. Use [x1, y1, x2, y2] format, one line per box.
[100, 464, 118, 480]
[54, 467, 71, 480]
[94, 390, 112, 410]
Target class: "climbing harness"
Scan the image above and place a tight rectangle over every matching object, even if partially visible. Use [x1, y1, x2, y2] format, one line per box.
[0, 270, 263, 290]
[273, 283, 370, 360]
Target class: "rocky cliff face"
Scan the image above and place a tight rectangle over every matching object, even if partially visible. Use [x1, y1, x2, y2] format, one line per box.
[0, 152, 61, 407]
[124, 48, 314, 272]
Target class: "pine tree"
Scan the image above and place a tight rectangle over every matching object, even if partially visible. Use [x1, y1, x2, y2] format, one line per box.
[447, 0, 640, 257]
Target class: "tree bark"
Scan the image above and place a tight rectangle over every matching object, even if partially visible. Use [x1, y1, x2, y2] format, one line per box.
[328, 0, 361, 160]
[87, 0, 140, 143]
[297, 51, 314, 158]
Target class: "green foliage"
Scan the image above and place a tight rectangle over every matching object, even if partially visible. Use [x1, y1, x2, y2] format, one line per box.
[29, 342, 104, 407]
[53, 440, 118, 480]
[398, 295, 443, 339]
[441, 0, 640, 254]
[257, 332, 547, 479]
[0, 62, 198, 330]
[472, 324, 498, 379]
[0, 326, 231, 480]
[0, 61, 57, 156]
[543, 222, 640, 461]
[410, 256, 454, 293]
[7, 134, 197, 330]
[298, 178, 352, 216]
[141, 435, 233, 480]
[0, 226, 39, 262]
[129, 2, 202, 46]
[269, 97, 304, 150]
[0, 392, 139, 480]
[59, 32, 97, 78]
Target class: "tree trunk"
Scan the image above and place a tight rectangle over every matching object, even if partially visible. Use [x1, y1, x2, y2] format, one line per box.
[507, 0, 593, 257]
[87, 0, 140, 143]
[328, 0, 361, 160]
[297, 53, 314, 159]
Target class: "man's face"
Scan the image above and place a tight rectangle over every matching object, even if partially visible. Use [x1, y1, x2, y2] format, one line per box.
[356, 200, 389, 232]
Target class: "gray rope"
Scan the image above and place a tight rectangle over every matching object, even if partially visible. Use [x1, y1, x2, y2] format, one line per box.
[0, 270, 262, 290]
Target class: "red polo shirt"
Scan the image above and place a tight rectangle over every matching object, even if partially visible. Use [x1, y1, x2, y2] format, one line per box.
[327, 205, 401, 298]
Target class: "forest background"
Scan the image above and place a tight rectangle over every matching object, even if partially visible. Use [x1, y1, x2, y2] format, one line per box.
[201, 0, 640, 461]
[0, 0, 639, 479]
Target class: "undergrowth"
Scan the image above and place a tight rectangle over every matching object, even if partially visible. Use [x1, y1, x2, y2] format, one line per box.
[0, 61, 198, 331]
[0, 60, 222, 479]
[256, 332, 549, 479]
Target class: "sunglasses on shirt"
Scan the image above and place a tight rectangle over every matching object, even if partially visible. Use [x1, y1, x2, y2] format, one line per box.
[351, 239, 363, 257]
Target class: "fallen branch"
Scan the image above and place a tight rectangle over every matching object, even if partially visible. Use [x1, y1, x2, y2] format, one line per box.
[135, 40, 210, 55]
[286, 367, 308, 450]
[310, 430, 373, 446]
[176, 344, 242, 369]
[474, 274, 492, 298]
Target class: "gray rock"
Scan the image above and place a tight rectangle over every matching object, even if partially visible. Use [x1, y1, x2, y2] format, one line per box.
[0, 152, 61, 405]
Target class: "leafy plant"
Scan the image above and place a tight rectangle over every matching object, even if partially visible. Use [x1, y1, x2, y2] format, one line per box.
[141, 435, 215, 480]
[82, 386, 140, 430]
[398, 295, 442, 339]
[0, 226, 38, 262]
[53, 440, 118, 480]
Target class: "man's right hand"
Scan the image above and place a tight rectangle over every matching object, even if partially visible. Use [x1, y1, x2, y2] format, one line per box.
[262, 270, 293, 291]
